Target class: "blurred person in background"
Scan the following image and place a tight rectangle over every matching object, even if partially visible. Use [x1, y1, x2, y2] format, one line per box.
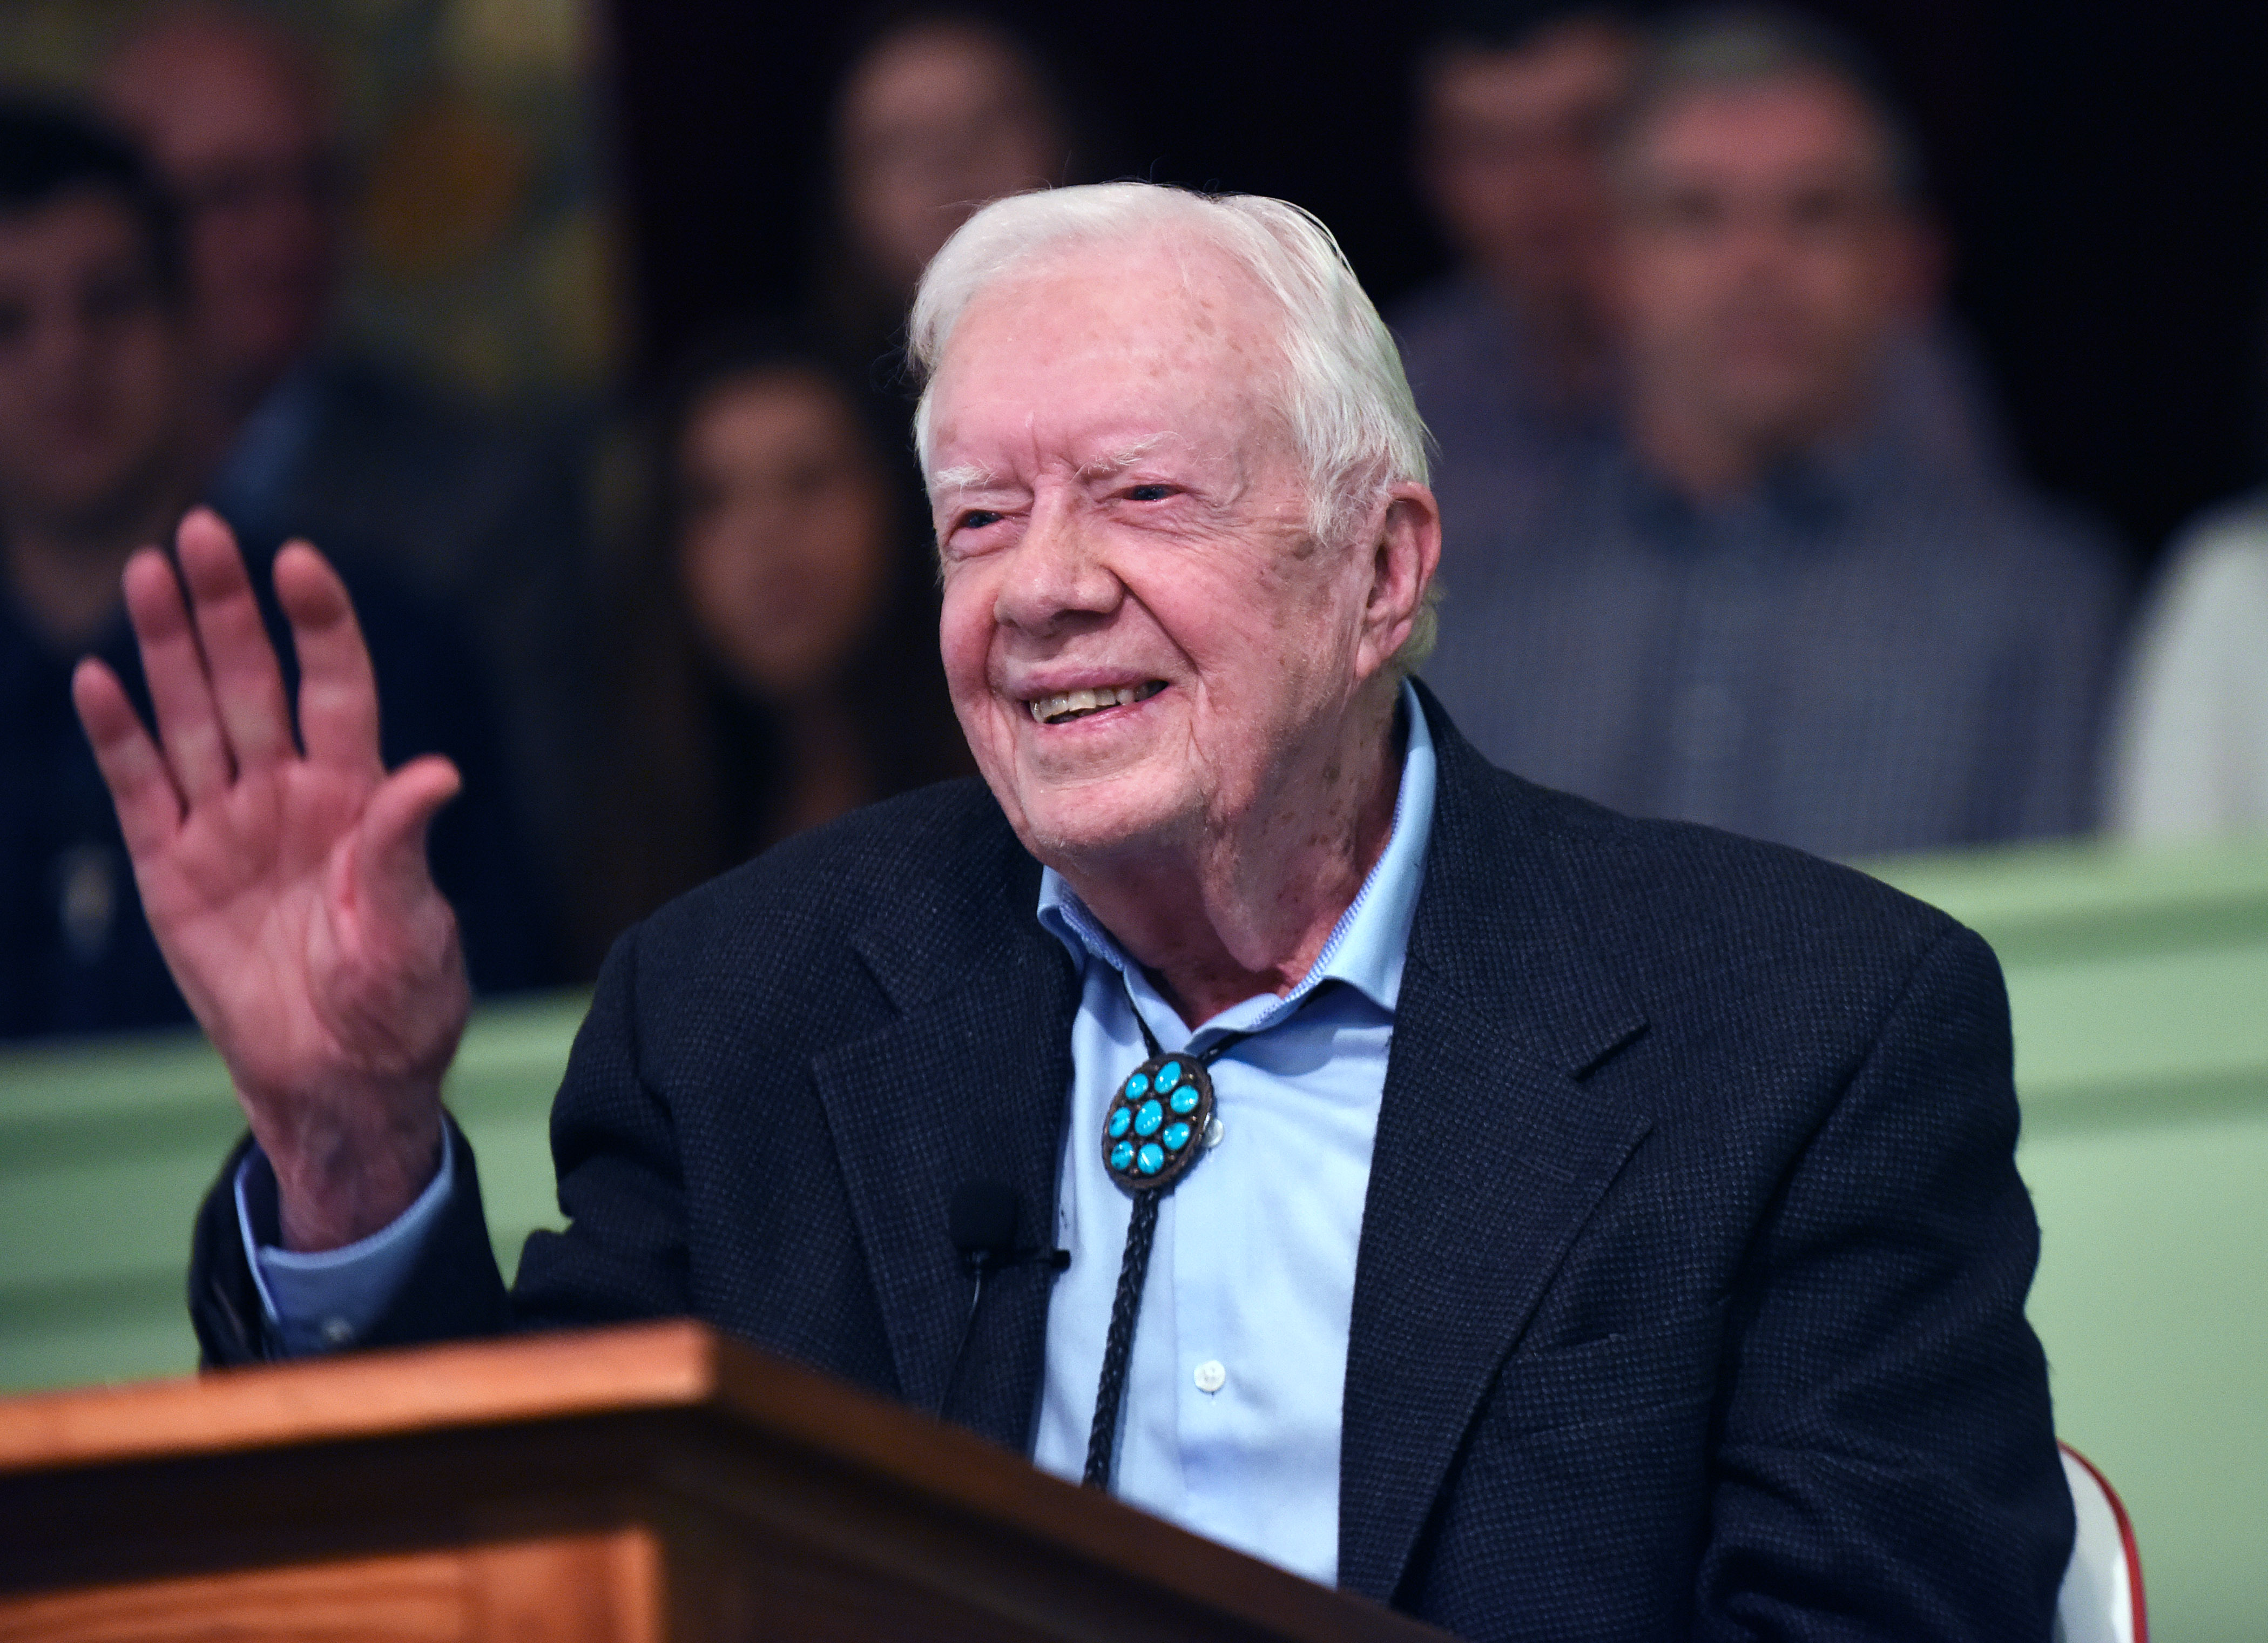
[98, 1, 592, 929]
[813, 4, 1080, 601]
[1420, 8, 2130, 859]
[0, 99, 551, 1037]
[575, 327, 969, 964]
[1398, 0, 2012, 544]
[818, 11, 1071, 374]
[732, 6, 1077, 856]
[1398, 0, 1636, 536]
[2109, 493, 2268, 838]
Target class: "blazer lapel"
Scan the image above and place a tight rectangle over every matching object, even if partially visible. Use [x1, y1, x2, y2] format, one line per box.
[1339, 698, 1653, 1601]
[810, 822, 1080, 1451]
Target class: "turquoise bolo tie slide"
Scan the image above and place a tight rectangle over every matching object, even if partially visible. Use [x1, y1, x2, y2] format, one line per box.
[1101, 1054, 1214, 1191]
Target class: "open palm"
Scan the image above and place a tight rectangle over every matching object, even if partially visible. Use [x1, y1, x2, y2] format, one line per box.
[73, 510, 468, 1249]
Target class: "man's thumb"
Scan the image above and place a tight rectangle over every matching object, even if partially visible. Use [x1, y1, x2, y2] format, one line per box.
[354, 756, 463, 912]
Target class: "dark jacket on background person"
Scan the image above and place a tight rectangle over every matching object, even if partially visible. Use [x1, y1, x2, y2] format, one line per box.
[188, 690, 2072, 1640]
[207, 351, 597, 938]
[0, 533, 554, 1038]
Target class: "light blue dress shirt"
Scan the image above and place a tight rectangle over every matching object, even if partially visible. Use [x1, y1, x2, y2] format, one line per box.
[234, 1121, 458, 1355]
[1028, 683, 1435, 1584]
[241, 685, 1436, 1587]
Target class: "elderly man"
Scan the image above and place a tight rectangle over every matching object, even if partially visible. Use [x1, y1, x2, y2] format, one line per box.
[82, 181, 2070, 1637]
[1422, 11, 2129, 860]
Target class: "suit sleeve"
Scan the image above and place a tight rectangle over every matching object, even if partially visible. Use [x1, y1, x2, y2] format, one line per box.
[188, 1115, 510, 1365]
[507, 917, 699, 1325]
[1695, 923, 2075, 1641]
[187, 924, 674, 1364]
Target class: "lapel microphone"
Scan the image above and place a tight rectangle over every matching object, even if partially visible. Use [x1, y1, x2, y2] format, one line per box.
[949, 1180, 1073, 1277]
[941, 1180, 1069, 1416]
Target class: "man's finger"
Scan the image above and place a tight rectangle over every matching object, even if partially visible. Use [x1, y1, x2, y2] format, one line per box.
[272, 541, 383, 783]
[120, 546, 235, 802]
[72, 656, 186, 860]
[176, 509, 296, 775]
[353, 755, 462, 919]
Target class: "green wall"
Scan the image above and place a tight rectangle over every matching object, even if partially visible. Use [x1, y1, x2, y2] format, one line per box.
[1872, 840, 2268, 1643]
[4, 837, 2264, 1637]
[0, 993, 580, 1393]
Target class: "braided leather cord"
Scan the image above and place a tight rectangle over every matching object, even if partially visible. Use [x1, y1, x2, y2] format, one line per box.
[1083, 1188, 1161, 1489]
[1083, 975, 1310, 1490]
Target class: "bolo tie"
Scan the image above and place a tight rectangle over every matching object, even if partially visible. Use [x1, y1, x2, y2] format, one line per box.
[1081, 977, 1311, 1491]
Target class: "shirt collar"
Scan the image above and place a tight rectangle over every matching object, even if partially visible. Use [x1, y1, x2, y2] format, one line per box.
[1036, 678, 1437, 1036]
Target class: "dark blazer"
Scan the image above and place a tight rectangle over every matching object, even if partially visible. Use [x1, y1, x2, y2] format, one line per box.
[192, 689, 2073, 1640]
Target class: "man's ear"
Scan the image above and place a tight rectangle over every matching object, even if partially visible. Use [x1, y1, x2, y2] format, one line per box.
[1356, 481, 1443, 678]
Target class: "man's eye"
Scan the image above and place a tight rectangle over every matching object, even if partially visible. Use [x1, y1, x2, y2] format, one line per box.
[1125, 484, 1175, 502]
[957, 509, 1004, 531]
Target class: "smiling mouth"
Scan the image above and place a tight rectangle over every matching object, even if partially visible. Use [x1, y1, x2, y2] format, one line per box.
[1027, 682, 1166, 725]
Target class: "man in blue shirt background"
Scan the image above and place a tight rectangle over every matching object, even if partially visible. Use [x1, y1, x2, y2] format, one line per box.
[1420, 11, 2128, 859]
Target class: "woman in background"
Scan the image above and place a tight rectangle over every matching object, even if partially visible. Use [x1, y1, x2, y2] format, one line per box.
[576, 327, 969, 964]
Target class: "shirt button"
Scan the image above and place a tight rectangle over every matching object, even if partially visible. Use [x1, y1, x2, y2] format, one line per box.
[1203, 1117, 1225, 1149]
[1193, 1358, 1227, 1393]
[319, 1317, 356, 1346]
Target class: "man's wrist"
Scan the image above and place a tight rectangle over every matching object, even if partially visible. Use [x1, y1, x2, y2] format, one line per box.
[237, 1123, 462, 1350]
[249, 1090, 448, 1252]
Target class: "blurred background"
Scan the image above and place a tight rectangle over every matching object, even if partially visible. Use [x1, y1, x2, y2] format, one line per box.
[4, 4, 2268, 1636]
[620, 0, 2268, 561]
[8, 0, 2262, 557]
[8, 0, 2268, 1019]
[1, 0, 610, 402]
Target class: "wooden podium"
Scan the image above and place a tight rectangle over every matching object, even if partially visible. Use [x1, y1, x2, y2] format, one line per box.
[0, 1321, 1447, 1642]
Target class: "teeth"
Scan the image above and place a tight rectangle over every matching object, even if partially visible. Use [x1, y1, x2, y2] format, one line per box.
[1027, 682, 1162, 724]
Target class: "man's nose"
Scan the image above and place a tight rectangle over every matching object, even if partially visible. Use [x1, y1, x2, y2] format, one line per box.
[993, 493, 1122, 635]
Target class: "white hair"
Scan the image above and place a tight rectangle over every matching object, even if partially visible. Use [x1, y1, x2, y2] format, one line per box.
[907, 181, 1440, 672]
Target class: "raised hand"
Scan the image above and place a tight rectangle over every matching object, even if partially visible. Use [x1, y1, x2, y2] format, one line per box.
[72, 509, 469, 1250]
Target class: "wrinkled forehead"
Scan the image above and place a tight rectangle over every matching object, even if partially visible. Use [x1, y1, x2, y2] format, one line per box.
[974, 232, 1288, 363]
[925, 235, 1300, 471]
